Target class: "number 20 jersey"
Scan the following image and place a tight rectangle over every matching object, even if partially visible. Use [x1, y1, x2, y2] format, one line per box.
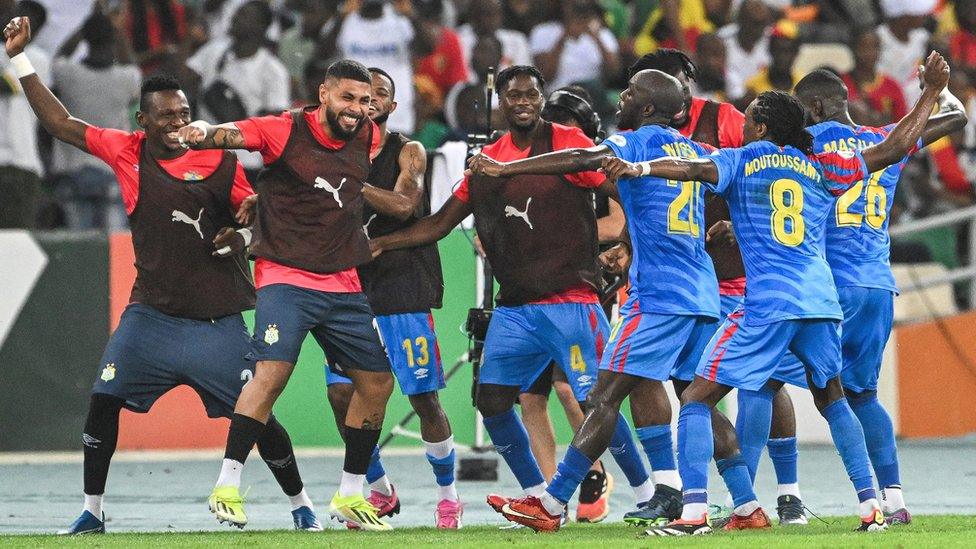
[706, 141, 868, 325]
[809, 121, 919, 293]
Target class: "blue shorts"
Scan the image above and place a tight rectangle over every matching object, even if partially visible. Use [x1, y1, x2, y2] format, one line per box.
[716, 295, 809, 389]
[838, 286, 894, 393]
[697, 311, 842, 391]
[250, 284, 390, 372]
[479, 302, 608, 401]
[92, 303, 253, 418]
[326, 311, 445, 395]
[603, 294, 715, 382]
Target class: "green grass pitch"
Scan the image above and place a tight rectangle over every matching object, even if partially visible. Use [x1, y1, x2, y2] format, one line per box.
[2, 515, 975, 548]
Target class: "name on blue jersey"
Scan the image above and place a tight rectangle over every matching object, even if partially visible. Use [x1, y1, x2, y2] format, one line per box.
[662, 141, 701, 159]
[820, 137, 876, 153]
[742, 153, 820, 182]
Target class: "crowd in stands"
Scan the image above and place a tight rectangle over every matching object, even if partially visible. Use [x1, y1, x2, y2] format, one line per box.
[1, 0, 975, 237]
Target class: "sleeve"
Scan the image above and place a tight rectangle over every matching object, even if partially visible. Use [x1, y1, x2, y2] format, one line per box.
[815, 150, 869, 196]
[602, 131, 639, 162]
[233, 113, 293, 165]
[86, 126, 133, 166]
[717, 103, 745, 148]
[229, 162, 255, 212]
[452, 176, 470, 202]
[553, 126, 605, 188]
[703, 147, 742, 196]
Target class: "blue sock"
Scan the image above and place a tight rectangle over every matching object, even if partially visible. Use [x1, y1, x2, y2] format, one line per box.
[735, 388, 774, 481]
[823, 398, 876, 501]
[677, 402, 713, 504]
[766, 437, 799, 485]
[608, 413, 650, 487]
[365, 445, 385, 484]
[426, 449, 456, 487]
[716, 454, 757, 508]
[482, 408, 545, 490]
[546, 445, 593, 504]
[848, 391, 900, 488]
[635, 424, 677, 471]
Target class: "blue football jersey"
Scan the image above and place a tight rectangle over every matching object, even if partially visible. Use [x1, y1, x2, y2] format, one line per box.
[706, 141, 868, 325]
[810, 121, 919, 292]
[604, 125, 719, 319]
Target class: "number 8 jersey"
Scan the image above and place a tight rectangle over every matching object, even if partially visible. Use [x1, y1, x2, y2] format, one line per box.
[809, 121, 920, 293]
[706, 141, 868, 325]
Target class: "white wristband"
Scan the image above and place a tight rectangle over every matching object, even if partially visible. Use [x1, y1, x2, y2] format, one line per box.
[238, 228, 252, 247]
[639, 162, 651, 177]
[188, 120, 209, 140]
[10, 53, 35, 78]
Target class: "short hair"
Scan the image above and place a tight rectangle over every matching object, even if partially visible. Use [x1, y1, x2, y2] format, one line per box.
[752, 91, 813, 154]
[629, 48, 698, 81]
[794, 68, 848, 102]
[325, 59, 372, 85]
[495, 65, 546, 97]
[82, 11, 114, 47]
[139, 74, 182, 111]
[368, 67, 396, 98]
[240, 0, 273, 29]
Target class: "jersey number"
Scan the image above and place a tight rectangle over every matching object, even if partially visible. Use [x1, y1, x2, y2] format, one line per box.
[667, 180, 701, 237]
[770, 178, 805, 247]
[402, 337, 429, 368]
[835, 171, 887, 229]
[569, 344, 587, 373]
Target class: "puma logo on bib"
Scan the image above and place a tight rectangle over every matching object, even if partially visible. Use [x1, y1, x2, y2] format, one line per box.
[172, 208, 204, 239]
[314, 176, 347, 207]
[504, 197, 533, 229]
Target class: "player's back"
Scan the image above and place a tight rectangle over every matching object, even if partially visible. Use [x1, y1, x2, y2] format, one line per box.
[708, 140, 867, 325]
[810, 121, 912, 292]
[604, 125, 719, 318]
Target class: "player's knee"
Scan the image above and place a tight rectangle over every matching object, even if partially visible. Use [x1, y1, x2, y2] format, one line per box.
[844, 388, 878, 407]
[361, 372, 394, 401]
[476, 393, 512, 418]
[327, 383, 354, 411]
[408, 391, 444, 421]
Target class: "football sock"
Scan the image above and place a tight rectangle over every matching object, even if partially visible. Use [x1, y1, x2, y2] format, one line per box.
[822, 399, 876, 502]
[339, 471, 365, 498]
[365, 445, 390, 494]
[539, 492, 566, 516]
[635, 423, 681, 491]
[546, 445, 593, 506]
[859, 498, 882, 517]
[83, 494, 103, 519]
[343, 426, 381, 477]
[735, 388, 775, 481]
[82, 393, 124, 497]
[633, 478, 655, 504]
[288, 489, 314, 512]
[881, 486, 905, 512]
[482, 409, 545, 490]
[369, 475, 393, 497]
[777, 482, 802, 498]
[425, 436, 458, 502]
[767, 437, 799, 488]
[216, 459, 244, 488]
[256, 415, 304, 497]
[734, 500, 760, 517]
[223, 413, 266, 465]
[847, 390, 902, 507]
[677, 402, 712, 521]
[608, 413, 651, 490]
[716, 454, 758, 511]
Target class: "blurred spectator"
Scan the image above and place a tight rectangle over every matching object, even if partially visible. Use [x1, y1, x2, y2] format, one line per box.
[693, 31, 730, 102]
[739, 21, 799, 107]
[125, 0, 188, 74]
[49, 9, 140, 230]
[187, 0, 289, 171]
[458, 0, 532, 71]
[530, 0, 620, 92]
[632, 0, 720, 57]
[719, 0, 774, 101]
[414, 0, 469, 102]
[842, 28, 908, 126]
[324, 0, 434, 134]
[31, 0, 95, 55]
[501, 0, 545, 37]
[279, 0, 340, 103]
[445, 33, 502, 139]
[946, 0, 976, 82]
[0, 0, 51, 228]
[302, 57, 330, 104]
[876, 0, 935, 105]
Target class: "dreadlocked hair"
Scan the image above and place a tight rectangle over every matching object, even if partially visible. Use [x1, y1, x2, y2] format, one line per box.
[752, 91, 813, 154]
[628, 48, 698, 81]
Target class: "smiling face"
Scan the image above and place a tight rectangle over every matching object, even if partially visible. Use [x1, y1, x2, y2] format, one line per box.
[499, 73, 544, 131]
[320, 77, 372, 140]
[137, 89, 192, 152]
[368, 71, 396, 125]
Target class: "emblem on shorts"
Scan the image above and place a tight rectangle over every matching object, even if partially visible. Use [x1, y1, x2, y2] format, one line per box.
[101, 363, 116, 382]
[415, 368, 429, 379]
[504, 197, 533, 229]
[264, 324, 279, 345]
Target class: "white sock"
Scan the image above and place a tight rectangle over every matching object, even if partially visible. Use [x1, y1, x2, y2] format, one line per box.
[724, 492, 733, 508]
[437, 484, 459, 502]
[524, 482, 547, 497]
[681, 502, 708, 521]
[777, 483, 801, 499]
[215, 458, 244, 488]
[859, 498, 881, 517]
[881, 486, 905, 512]
[540, 492, 565, 516]
[288, 488, 314, 511]
[424, 435, 455, 459]
[369, 475, 393, 496]
[83, 494, 103, 518]
[633, 478, 655, 503]
[339, 471, 365, 498]
[733, 500, 760, 517]
[653, 470, 682, 491]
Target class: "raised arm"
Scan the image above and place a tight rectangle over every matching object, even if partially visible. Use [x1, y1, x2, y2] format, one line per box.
[467, 145, 614, 178]
[363, 141, 426, 221]
[862, 51, 950, 173]
[370, 195, 472, 256]
[177, 120, 247, 149]
[4, 17, 89, 151]
[921, 88, 968, 147]
[601, 156, 720, 184]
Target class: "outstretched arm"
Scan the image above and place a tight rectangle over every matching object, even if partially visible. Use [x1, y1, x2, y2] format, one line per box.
[601, 156, 720, 184]
[862, 51, 950, 173]
[4, 17, 89, 151]
[363, 141, 426, 221]
[921, 88, 968, 147]
[176, 121, 247, 149]
[467, 145, 614, 177]
[370, 195, 472, 255]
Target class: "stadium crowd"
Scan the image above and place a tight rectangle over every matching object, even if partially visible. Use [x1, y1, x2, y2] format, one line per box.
[1, 0, 974, 236]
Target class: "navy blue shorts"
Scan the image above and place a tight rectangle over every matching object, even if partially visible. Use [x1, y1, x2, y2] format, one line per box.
[250, 284, 390, 373]
[92, 303, 254, 418]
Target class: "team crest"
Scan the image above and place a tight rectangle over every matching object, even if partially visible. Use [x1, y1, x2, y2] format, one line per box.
[183, 170, 204, 181]
[101, 363, 116, 382]
[264, 324, 279, 345]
